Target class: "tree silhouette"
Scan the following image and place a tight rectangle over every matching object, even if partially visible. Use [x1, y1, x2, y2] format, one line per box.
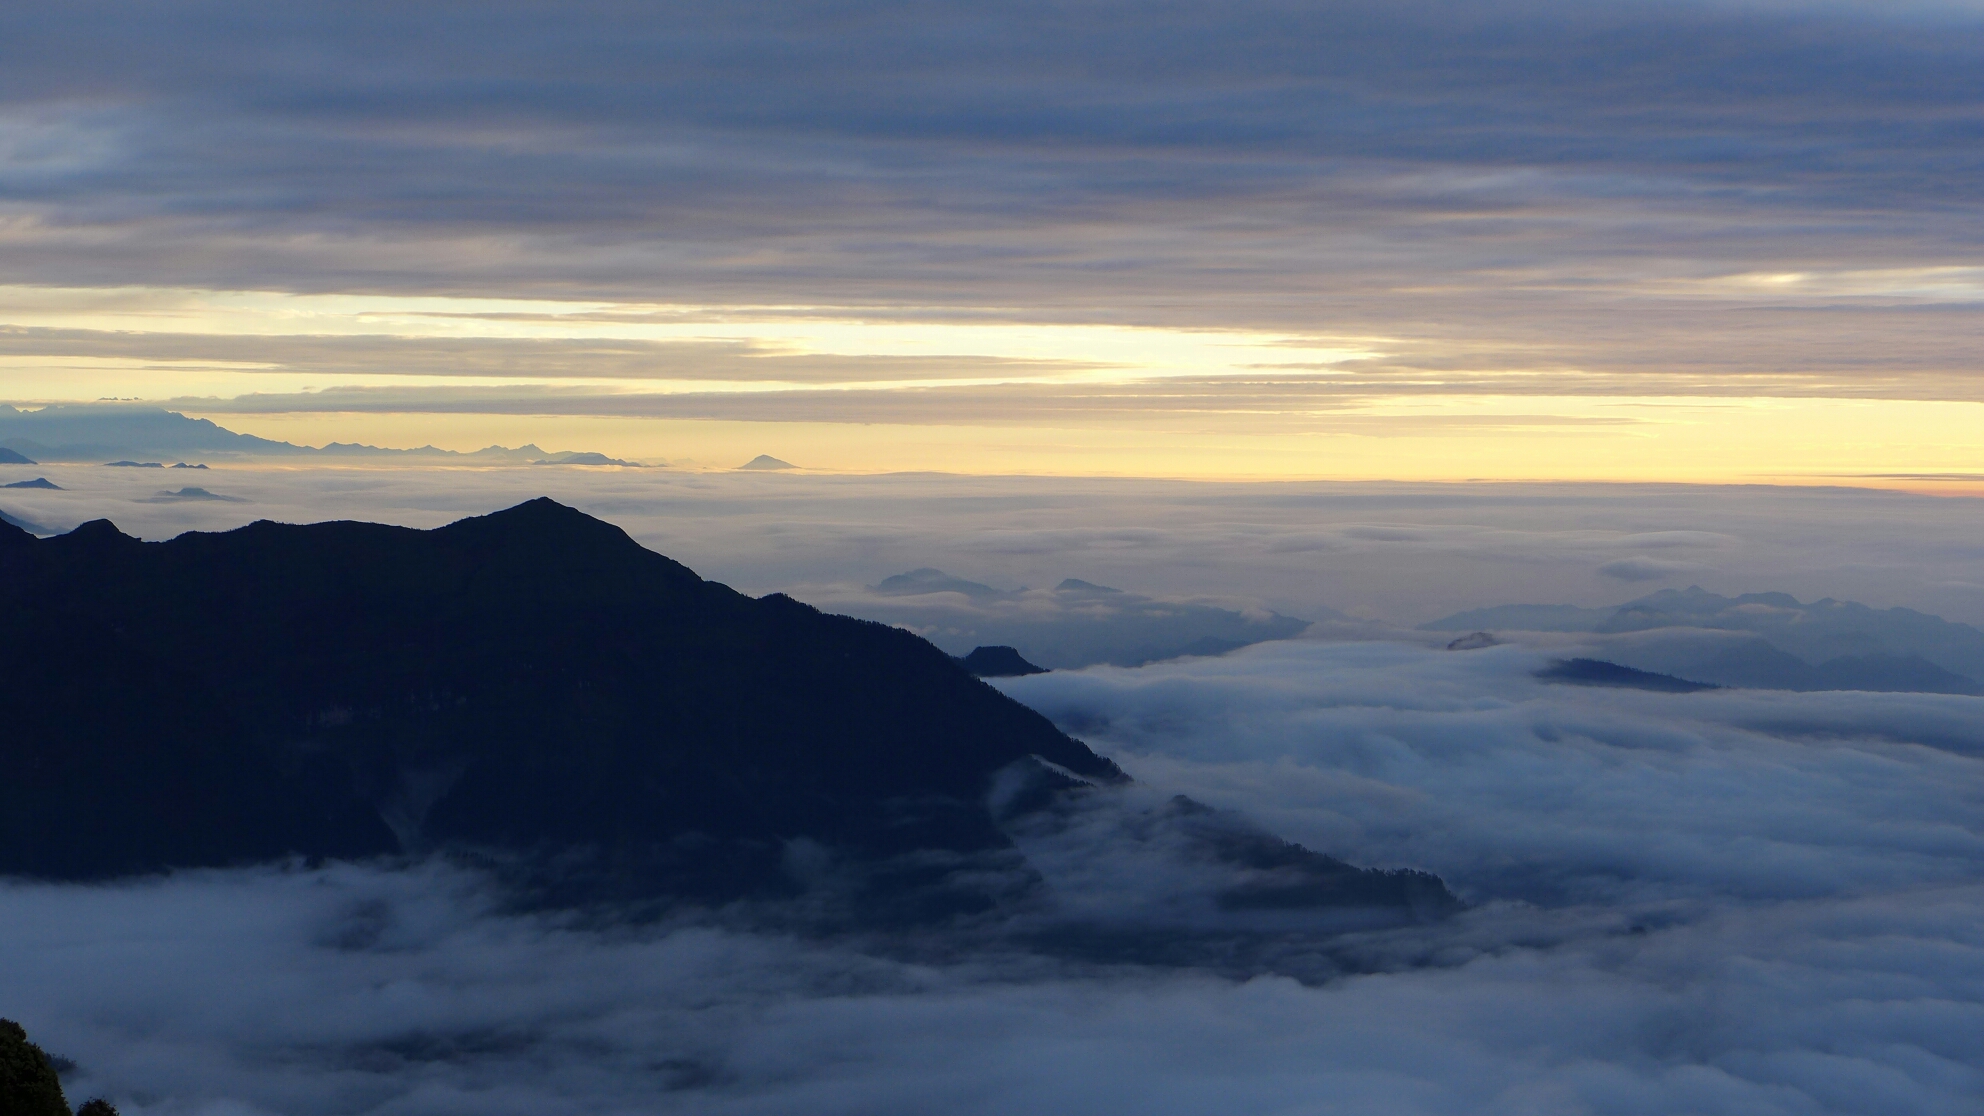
[0, 1018, 70, 1116]
[77, 1100, 121, 1116]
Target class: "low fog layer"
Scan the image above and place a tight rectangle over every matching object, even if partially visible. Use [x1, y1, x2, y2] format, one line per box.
[4, 641, 1979, 1114]
[3, 465, 1982, 633]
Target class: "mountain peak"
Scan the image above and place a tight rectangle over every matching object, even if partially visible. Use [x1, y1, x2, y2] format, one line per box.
[1055, 578, 1122, 594]
[61, 519, 137, 545]
[0, 503, 1147, 915]
[441, 496, 621, 538]
[958, 646, 1049, 677]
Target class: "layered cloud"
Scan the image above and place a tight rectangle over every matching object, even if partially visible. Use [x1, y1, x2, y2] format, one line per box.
[4, 0, 1984, 436]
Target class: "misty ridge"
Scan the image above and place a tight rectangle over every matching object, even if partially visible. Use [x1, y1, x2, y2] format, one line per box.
[1425, 585, 1984, 696]
[829, 566, 1318, 669]
[0, 404, 639, 467]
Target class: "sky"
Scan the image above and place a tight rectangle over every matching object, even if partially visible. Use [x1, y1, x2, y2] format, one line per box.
[3, 0, 1984, 480]
[5, 7, 1984, 1111]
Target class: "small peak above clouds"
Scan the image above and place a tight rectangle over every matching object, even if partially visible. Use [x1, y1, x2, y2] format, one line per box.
[876, 567, 1008, 598]
[0, 447, 36, 465]
[737, 454, 796, 470]
[529, 451, 635, 466]
[2, 478, 60, 490]
[957, 645, 1048, 677]
[138, 487, 246, 503]
[1055, 578, 1122, 594]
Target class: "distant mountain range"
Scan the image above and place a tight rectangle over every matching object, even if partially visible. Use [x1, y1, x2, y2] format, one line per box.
[0, 500, 1451, 927]
[861, 569, 1317, 668]
[1426, 587, 1984, 695]
[0, 404, 639, 465]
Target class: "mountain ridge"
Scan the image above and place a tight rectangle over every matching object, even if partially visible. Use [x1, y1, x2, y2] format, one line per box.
[0, 500, 1451, 927]
[0, 404, 639, 465]
[1422, 586, 1984, 693]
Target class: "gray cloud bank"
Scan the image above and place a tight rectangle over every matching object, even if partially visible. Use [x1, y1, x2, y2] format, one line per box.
[5, 2, 1984, 401]
[5, 639, 1981, 1113]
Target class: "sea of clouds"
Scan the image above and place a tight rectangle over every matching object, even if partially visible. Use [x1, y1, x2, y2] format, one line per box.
[4, 463, 1983, 629]
[3, 468, 1982, 1113]
[5, 638, 1979, 1114]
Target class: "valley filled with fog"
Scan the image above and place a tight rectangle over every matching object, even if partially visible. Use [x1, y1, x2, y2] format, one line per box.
[3, 467, 1981, 1113]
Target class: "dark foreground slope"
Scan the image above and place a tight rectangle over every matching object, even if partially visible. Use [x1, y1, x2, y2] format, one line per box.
[0, 500, 1450, 923]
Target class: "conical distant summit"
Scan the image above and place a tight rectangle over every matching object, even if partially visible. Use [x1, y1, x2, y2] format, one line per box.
[738, 454, 795, 470]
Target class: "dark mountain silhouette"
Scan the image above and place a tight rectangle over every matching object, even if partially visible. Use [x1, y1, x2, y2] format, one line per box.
[2, 477, 61, 490]
[958, 646, 1048, 677]
[1535, 658, 1718, 693]
[737, 454, 796, 470]
[0, 500, 1450, 924]
[0, 447, 35, 464]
